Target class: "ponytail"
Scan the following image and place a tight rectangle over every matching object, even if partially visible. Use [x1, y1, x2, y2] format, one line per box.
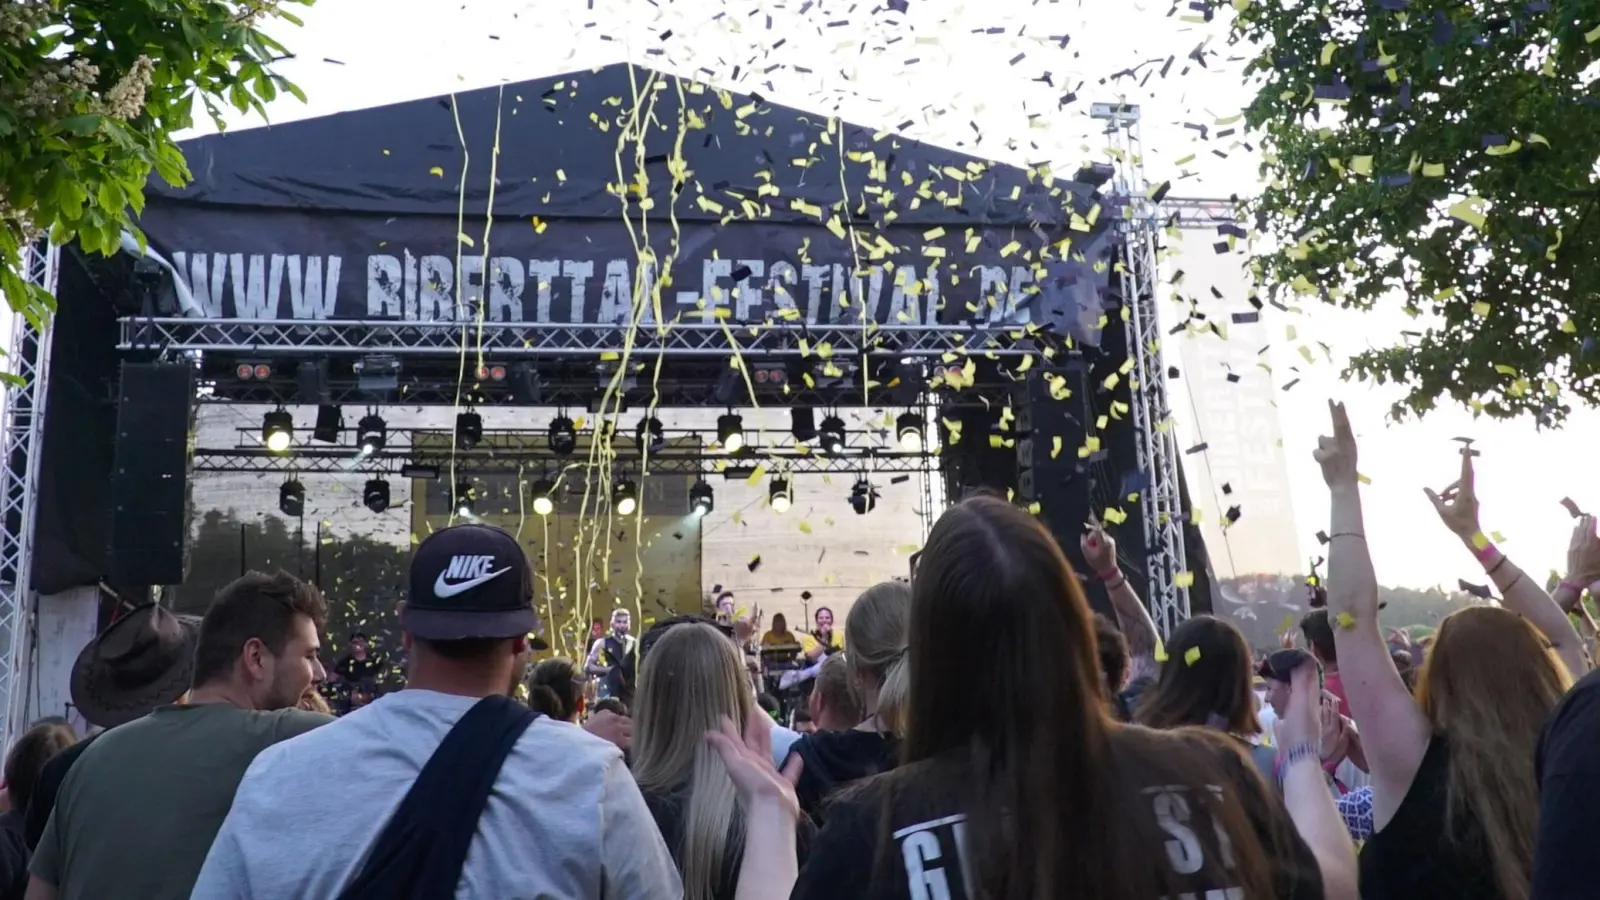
[876, 649, 910, 736]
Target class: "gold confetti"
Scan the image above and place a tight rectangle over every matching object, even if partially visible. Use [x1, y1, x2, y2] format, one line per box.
[1154, 640, 1170, 662]
[1183, 646, 1202, 666]
[1470, 531, 1490, 550]
[1175, 571, 1195, 588]
[1335, 612, 1356, 630]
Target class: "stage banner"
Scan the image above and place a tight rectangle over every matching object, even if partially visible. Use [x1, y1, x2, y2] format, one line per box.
[138, 203, 1115, 344]
[407, 433, 704, 659]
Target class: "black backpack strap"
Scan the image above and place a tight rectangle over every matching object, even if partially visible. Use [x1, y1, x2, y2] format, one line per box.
[338, 696, 540, 900]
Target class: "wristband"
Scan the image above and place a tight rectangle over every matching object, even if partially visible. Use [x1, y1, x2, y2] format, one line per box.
[1277, 741, 1321, 770]
[1095, 568, 1121, 583]
[1471, 536, 1499, 565]
[1559, 581, 1586, 595]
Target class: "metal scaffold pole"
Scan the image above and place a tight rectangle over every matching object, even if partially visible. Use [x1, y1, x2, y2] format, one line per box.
[0, 242, 59, 748]
[1091, 102, 1191, 637]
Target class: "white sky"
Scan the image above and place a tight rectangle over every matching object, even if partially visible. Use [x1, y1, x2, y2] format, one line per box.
[108, 0, 1600, 590]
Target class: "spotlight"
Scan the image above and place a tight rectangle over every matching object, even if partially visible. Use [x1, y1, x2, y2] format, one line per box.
[357, 414, 386, 454]
[769, 478, 792, 514]
[312, 404, 342, 444]
[896, 412, 925, 452]
[636, 416, 666, 453]
[455, 411, 483, 450]
[549, 415, 577, 455]
[613, 479, 639, 516]
[850, 479, 878, 516]
[690, 480, 715, 517]
[454, 480, 475, 516]
[262, 409, 294, 454]
[717, 413, 745, 453]
[818, 415, 846, 454]
[279, 479, 305, 517]
[363, 478, 390, 512]
[530, 478, 557, 516]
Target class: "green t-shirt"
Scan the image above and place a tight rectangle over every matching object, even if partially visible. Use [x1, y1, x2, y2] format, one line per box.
[29, 702, 331, 900]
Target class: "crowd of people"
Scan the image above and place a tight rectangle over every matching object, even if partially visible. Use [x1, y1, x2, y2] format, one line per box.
[0, 400, 1597, 898]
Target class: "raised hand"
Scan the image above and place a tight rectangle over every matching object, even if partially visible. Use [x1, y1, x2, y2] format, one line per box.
[1273, 655, 1324, 753]
[1312, 401, 1359, 488]
[1566, 515, 1600, 589]
[1081, 514, 1117, 574]
[1422, 449, 1481, 540]
[705, 705, 802, 816]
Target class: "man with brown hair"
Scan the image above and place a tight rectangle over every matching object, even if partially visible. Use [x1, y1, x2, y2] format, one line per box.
[26, 571, 332, 900]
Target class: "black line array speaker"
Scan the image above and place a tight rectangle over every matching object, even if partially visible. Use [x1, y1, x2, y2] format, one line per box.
[109, 364, 194, 587]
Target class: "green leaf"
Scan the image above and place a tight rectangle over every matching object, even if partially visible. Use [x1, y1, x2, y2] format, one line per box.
[58, 114, 104, 136]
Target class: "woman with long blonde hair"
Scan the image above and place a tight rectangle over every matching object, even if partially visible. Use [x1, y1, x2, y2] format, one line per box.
[1315, 401, 1576, 900]
[634, 622, 801, 900]
[784, 580, 910, 820]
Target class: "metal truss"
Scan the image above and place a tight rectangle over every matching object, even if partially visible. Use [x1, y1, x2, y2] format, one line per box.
[193, 447, 937, 477]
[1160, 196, 1244, 232]
[121, 318, 1042, 358]
[0, 243, 58, 748]
[222, 424, 902, 454]
[1094, 103, 1191, 636]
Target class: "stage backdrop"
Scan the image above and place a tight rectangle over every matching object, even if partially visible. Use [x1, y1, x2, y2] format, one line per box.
[407, 432, 703, 659]
[137, 62, 1114, 344]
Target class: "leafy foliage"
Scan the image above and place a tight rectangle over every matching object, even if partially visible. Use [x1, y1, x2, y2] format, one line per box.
[1222, 0, 1600, 423]
[0, 0, 310, 338]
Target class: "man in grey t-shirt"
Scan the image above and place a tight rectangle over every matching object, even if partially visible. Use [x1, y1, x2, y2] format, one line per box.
[193, 523, 679, 899]
[28, 571, 332, 900]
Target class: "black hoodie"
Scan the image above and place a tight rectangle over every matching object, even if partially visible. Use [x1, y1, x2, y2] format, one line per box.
[786, 729, 899, 821]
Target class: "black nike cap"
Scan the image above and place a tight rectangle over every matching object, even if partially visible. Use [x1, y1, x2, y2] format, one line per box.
[403, 523, 547, 649]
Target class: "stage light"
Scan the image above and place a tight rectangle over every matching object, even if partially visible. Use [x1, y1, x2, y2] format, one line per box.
[363, 478, 390, 513]
[636, 416, 666, 453]
[279, 479, 305, 517]
[769, 478, 792, 514]
[791, 407, 817, 442]
[850, 479, 877, 516]
[530, 478, 556, 516]
[718, 413, 745, 452]
[454, 480, 475, 516]
[262, 409, 293, 454]
[549, 416, 577, 455]
[690, 480, 714, 517]
[312, 404, 342, 444]
[896, 412, 925, 452]
[455, 411, 483, 450]
[818, 415, 846, 454]
[356, 414, 386, 454]
[613, 479, 639, 516]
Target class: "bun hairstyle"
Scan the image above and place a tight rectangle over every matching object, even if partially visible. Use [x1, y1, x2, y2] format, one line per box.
[528, 657, 582, 722]
[845, 581, 911, 734]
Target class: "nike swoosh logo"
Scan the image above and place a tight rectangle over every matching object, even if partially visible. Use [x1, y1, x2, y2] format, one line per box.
[433, 567, 511, 598]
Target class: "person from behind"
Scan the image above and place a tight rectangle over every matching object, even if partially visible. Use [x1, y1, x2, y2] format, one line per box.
[792, 494, 1357, 900]
[807, 654, 862, 733]
[527, 657, 584, 723]
[1092, 614, 1132, 721]
[0, 722, 74, 900]
[785, 581, 908, 820]
[633, 623, 813, 900]
[27, 572, 332, 900]
[191, 523, 677, 899]
[1136, 614, 1278, 783]
[1299, 609, 1348, 713]
[22, 604, 201, 853]
[1317, 402, 1574, 900]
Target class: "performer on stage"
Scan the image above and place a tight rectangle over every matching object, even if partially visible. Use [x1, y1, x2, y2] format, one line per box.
[585, 608, 637, 705]
[761, 613, 799, 648]
[799, 606, 844, 661]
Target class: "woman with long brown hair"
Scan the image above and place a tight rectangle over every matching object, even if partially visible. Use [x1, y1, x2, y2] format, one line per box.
[1315, 401, 1575, 900]
[1136, 614, 1278, 781]
[791, 494, 1355, 899]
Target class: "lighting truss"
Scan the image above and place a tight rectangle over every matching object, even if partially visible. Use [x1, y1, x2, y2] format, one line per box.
[223, 425, 899, 456]
[0, 242, 58, 749]
[119, 318, 1043, 358]
[1094, 101, 1191, 637]
[192, 447, 936, 476]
